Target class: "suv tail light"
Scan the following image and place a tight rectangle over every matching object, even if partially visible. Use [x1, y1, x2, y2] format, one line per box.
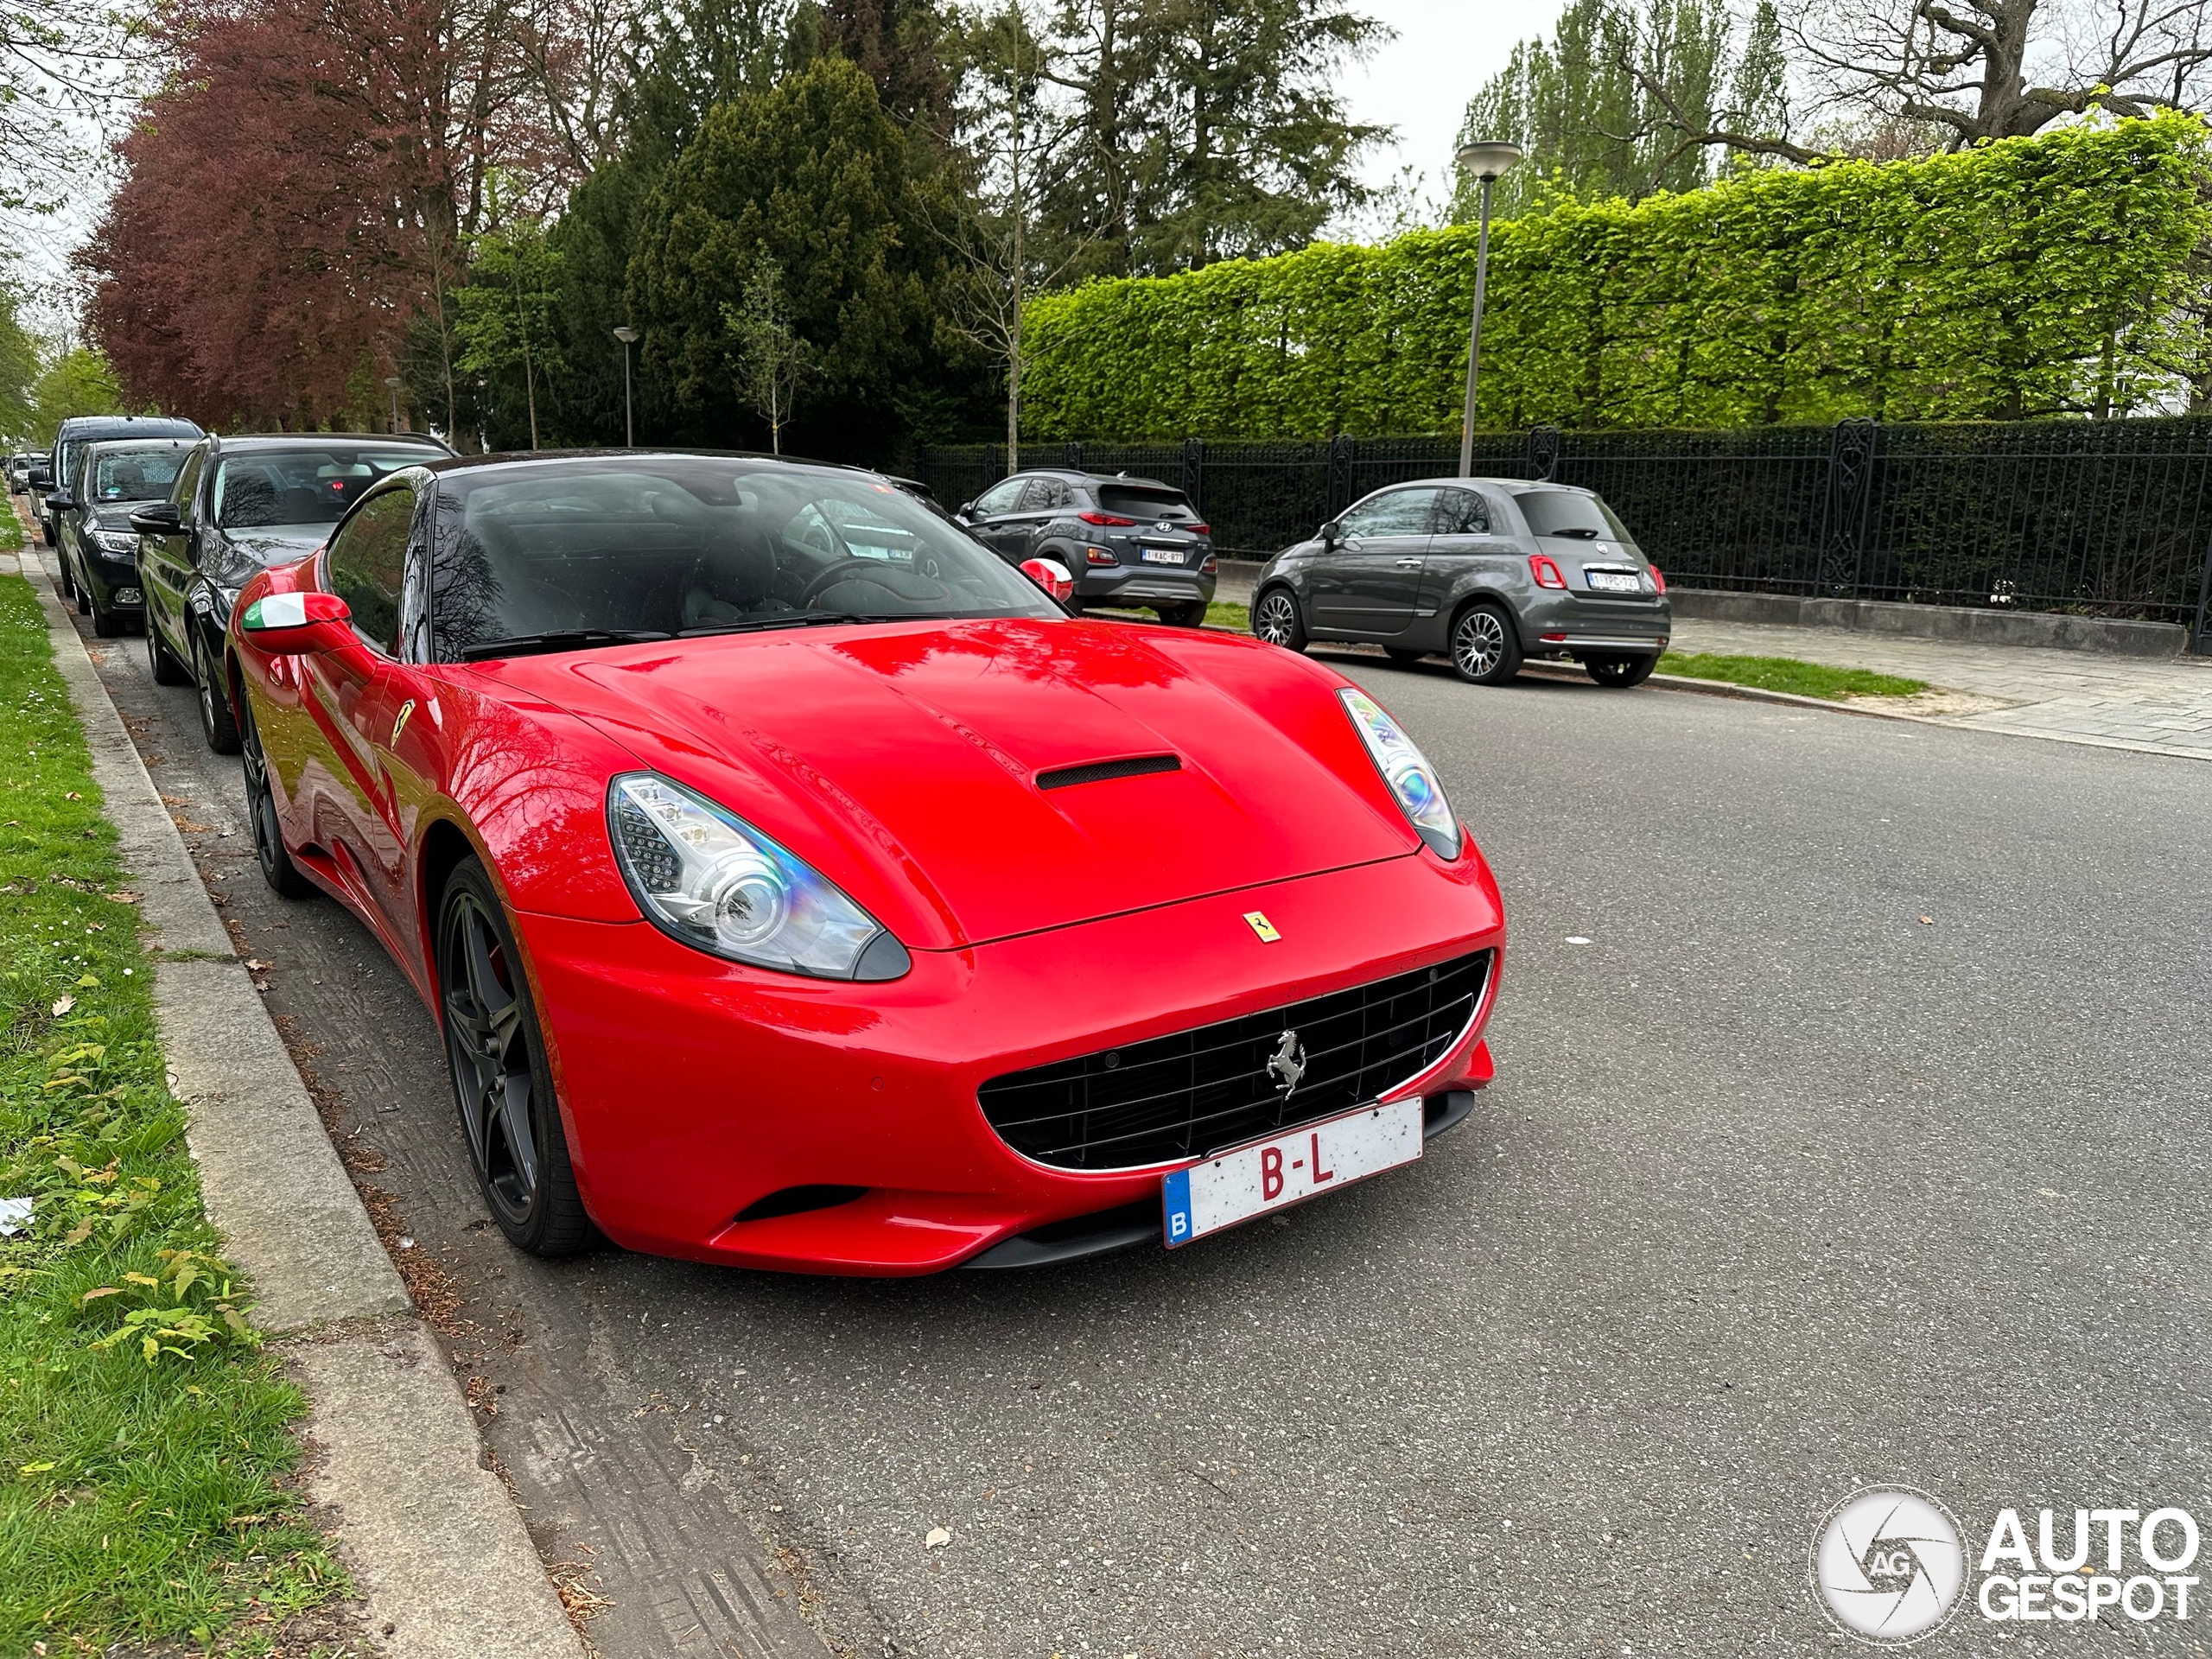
[1201, 554, 1217, 573]
[1188, 522, 1211, 536]
[1078, 511, 1137, 527]
[1648, 564, 1667, 594]
[1529, 554, 1567, 590]
[1085, 547, 1116, 565]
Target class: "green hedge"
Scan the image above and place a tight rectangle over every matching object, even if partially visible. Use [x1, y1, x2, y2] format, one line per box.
[1020, 115, 2212, 440]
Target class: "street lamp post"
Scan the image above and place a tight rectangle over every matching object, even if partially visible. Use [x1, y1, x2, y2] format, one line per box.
[383, 375, 404, 436]
[1452, 140, 1523, 479]
[612, 327, 639, 448]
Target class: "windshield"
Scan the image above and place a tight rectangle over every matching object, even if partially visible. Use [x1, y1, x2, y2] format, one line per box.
[1515, 488, 1633, 542]
[88, 446, 186, 503]
[215, 448, 435, 529]
[429, 458, 1060, 660]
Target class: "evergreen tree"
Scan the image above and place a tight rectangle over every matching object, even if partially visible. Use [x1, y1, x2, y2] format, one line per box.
[626, 54, 955, 455]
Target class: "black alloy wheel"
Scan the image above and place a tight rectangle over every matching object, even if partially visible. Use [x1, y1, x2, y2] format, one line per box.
[1252, 587, 1307, 652]
[148, 610, 191, 685]
[238, 692, 316, 899]
[437, 859, 592, 1256]
[195, 633, 240, 753]
[1449, 602, 1522, 686]
[1586, 654, 1658, 689]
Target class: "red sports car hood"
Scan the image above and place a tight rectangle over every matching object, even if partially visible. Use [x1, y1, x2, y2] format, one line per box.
[486, 618, 1421, 950]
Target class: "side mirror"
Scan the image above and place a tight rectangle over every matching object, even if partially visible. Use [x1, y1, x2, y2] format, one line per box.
[1319, 518, 1342, 547]
[129, 501, 181, 534]
[28, 468, 50, 489]
[1020, 556, 1075, 603]
[955, 501, 976, 522]
[43, 492, 74, 513]
[239, 590, 353, 655]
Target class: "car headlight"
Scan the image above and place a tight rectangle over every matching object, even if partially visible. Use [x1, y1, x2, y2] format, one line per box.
[1339, 689, 1461, 859]
[91, 529, 137, 555]
[607, 773, 911, 981]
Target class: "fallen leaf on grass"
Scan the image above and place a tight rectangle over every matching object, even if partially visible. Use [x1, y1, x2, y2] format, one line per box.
[49, 995, 72, 1017]
[106, 891, 140, 904]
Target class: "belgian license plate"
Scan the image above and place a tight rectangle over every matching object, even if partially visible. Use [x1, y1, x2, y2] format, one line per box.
[1161, 1099, 1424, 1247]
[1141, 547, 1185, 564]
[1586, 569, 1643, 593]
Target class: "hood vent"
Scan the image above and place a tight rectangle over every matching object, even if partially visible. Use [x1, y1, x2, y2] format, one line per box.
[1035, 753, 1181, 791]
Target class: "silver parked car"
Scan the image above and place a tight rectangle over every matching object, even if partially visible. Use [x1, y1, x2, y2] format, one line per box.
[1250, 477, 1671, 686]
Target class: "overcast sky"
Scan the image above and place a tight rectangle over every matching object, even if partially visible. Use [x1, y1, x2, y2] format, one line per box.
[1338, 0, 1568, 210]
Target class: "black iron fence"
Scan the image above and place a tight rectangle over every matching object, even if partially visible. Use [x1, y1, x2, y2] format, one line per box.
[914, 421, 2212, 647]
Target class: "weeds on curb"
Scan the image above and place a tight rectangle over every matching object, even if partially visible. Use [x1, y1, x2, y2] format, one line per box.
[0, 571, 344, 1649]
[1659, 651, 1928, 700]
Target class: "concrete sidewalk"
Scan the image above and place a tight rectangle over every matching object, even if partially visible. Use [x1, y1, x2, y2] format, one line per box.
[1670, 615, 2212, 761]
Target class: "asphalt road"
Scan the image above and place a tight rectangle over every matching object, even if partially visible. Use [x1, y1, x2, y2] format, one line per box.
[53, 556, 2212, 1657]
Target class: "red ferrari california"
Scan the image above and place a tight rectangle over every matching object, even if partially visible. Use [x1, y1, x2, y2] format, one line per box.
[224, 453, 1505, 1274]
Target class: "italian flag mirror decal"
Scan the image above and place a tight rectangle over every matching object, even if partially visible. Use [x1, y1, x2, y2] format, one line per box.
[243, 593, 308, 631]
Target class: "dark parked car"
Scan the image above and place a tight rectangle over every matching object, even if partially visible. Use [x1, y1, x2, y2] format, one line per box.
[1250, 477, 1672, 686]
[138, 433, 452, 751]
[35, 414, 202, 546]
[51, 438, 195, 637]
[953, 470, 1217, 625]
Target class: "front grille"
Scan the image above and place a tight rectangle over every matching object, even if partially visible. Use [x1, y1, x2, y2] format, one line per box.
[977, 950, 1491, 1171]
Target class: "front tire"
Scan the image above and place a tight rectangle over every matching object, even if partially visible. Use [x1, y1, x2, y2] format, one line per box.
[1449, 602, 1522, 686]
[1160, 599, 1207, 627]
[1253, 586, 1307, 652]
[89, 582, 124, 638]
[1586, 654, 1657, 689]
[148, 612, 190, 684]
[196, 635, 241, 753]
[239, 692, 316, 899]
[437, 860, 593, 1256]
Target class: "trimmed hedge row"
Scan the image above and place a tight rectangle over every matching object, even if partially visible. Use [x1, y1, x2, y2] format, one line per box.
[1020, 116, 2212, 441]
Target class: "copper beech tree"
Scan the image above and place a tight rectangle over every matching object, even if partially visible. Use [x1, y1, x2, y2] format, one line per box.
[85, 0, 603, 430]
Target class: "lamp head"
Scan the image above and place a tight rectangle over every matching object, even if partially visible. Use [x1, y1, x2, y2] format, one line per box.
[1454, 140, 1524, 182]
[613, 326, 640, 345]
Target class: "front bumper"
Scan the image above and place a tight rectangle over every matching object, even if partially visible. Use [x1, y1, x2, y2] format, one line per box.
[517, 849, 1504, 1274]
[82, 543, 145, 612]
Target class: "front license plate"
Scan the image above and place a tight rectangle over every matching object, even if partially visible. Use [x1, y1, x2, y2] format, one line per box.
[1141, 547, 1185, 564]
[1161, 1099, 1423, 1247]
[1586, 569, 1643, 593]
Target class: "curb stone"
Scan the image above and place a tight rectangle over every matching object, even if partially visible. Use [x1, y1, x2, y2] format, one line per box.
[9, 539, 588, 1659]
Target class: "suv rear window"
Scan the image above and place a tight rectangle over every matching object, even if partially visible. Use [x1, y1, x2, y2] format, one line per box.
[1096, 484, 1196, 520]
[1516, 489, 1631, 541]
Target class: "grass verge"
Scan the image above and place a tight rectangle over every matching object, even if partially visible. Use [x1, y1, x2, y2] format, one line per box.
[1658, 651, 1927, 700]
[0, 567, 343, 1649]
[1084, 601, 1253, 631]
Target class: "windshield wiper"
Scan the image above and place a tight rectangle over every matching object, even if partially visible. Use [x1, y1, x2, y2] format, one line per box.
[459, 628, 672, 661]
[677, 612, 888, 638]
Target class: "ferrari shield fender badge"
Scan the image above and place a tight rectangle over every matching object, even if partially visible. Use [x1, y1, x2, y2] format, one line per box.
[1267, 1030, 1307, 1097]
[1243, 910, 1281, 943]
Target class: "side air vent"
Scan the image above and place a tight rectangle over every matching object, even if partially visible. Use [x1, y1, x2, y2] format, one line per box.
[733, 1185, 868, 1223]
[1036, 753, 1181, 791]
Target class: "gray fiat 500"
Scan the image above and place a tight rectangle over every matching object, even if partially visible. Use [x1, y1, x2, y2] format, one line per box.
[1250, 478, 1671, 686]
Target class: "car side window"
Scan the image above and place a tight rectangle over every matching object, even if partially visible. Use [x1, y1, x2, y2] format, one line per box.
[1020, 476, 1070, 512]
[973, 478, 1026, 515]
[1338, 487, 1439, 541]
[326, 485, 416, 655]
[172, 448, 207, 531]
[1431, 488, 1489, 537]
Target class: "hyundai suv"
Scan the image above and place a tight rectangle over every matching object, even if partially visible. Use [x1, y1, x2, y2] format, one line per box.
[955, 470, 1217, 625]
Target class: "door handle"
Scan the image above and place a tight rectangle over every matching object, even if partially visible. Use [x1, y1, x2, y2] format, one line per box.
[1395, 557, 1422, 567]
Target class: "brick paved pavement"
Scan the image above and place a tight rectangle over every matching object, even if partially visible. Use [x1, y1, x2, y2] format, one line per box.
[1670, 617, 2212, 762]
